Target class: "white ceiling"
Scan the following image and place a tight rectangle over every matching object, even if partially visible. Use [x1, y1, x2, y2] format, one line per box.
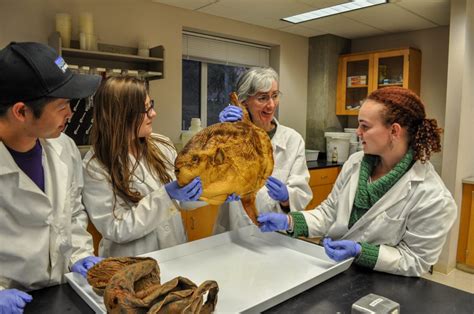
[152, 0, 450, 38]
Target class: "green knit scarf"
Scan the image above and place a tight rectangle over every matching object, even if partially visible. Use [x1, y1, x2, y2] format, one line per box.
[354, 149, 414, 211]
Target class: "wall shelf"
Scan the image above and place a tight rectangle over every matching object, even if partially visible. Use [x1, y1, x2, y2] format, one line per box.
[48, 32, 164, 80]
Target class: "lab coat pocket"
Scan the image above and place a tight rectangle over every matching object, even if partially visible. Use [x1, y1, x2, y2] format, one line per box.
[156, 212, 187, 249]
[365, 212, 406, 246]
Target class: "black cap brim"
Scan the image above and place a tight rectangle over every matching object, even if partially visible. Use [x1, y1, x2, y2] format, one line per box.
[49, 72, 101, 99]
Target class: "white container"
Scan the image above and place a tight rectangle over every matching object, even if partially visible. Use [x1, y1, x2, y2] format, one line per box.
[79, 32, 87, 50]
[55, 13, 71, 48]
[79, 12, 94, 35]
[181, 118, 203, 146]
[349, 141, 359, 156]
[138, 39, 150, 57]
[86, 33, 98, 51]
[344, 128, 358, 142]
[325, 132, 352, 162]
[305, 149, 319, 162]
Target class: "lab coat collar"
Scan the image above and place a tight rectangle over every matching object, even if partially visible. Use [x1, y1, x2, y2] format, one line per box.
[0, 137, 65, 175]
[271, 118, 288, 151]
[0, 140, 47, 195]
[40, 136, 64, 158]
[344, 153, 428, 238]
[129, 154, 162, 191]
[0, 141, 19, 176]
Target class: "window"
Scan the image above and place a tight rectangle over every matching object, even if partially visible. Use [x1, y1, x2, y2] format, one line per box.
[182, 60, 247, 129]
[182, 60, 201, 130]
[182, 32, 270, 130]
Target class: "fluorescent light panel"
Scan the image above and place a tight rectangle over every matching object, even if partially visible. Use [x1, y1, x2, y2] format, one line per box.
[282, 0, 388, 24]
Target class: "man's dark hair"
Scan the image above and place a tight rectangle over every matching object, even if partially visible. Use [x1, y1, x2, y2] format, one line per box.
[0, 97, 55, 118]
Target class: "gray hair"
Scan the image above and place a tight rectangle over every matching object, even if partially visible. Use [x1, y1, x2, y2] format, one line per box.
[236, 67, 279, 102]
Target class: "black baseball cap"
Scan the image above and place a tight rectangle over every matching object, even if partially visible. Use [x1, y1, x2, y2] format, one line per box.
[0, 42, 101, 106]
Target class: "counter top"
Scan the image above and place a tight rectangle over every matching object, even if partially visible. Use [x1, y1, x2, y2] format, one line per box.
[307, 160, 344, 169]
[463, 177, 474, 184]
[264, 265, 473, 313]
[24, 264, 473, 313]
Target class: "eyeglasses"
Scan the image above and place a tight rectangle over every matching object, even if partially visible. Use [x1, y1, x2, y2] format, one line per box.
[142, 99, 155, 118]
[254, 91, 281, 105]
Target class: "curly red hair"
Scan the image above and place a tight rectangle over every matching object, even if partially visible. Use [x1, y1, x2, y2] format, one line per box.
[367, 86, 442, 163]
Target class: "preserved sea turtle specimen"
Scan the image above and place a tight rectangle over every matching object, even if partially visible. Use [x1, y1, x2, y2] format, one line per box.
[175, 92, 274, 225]
[87, 257, 219, 313]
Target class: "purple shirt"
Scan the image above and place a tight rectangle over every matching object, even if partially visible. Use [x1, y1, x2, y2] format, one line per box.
[6, 140, 45, 192]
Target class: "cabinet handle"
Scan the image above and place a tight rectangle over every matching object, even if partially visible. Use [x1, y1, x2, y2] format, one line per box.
[320, 175, 328, 180]
[190, 217, 195, 230]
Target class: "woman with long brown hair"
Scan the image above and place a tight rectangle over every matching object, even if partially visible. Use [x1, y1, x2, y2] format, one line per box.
[258, 86, 457, 277]
[82, 76, 202, 257]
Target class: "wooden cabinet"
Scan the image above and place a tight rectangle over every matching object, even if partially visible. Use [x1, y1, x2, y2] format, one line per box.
[180, 166, 341, 241]
[306, 167, 340, 210]
[336, 47, 421, 115]
[86, 205, 219, 255]
[87, 219, 102, 256]
[181, 205, 219, 242]
[456, 177, 474, 273]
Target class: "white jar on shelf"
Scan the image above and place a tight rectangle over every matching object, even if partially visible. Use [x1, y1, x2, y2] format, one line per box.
[79, 12, 94, 35]
[55, 13, 71, 48]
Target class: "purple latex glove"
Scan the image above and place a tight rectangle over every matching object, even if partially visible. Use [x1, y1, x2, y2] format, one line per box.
[0, 289, 32, 314]
[323, 238, 361, 262]
[165, 177, 202, 201]
[257, 212, 289, 232]
[265, 176, 289, 202]
[71, 256, 104, 278]
[225, 193, 240, 203]
[219, 105, 243, 123]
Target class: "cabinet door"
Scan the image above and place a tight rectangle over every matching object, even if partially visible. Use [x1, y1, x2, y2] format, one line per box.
[182, 205, 219, 242]
[337, 48, 421, 116]
[457, 183, 474, 269]
[373, 48, 421, 95]
[306, 167, 340, 210]
[336, 54, 373, 115]
[306, 184, 333, 210]
[309, 167, 339, 186]
[467, 194, 474, 266]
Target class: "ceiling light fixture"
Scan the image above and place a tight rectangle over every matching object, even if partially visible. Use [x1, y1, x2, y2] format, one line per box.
[282, 0, 388, 24]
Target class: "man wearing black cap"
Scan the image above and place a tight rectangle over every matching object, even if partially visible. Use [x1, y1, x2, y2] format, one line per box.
[0, 42, 102, 312]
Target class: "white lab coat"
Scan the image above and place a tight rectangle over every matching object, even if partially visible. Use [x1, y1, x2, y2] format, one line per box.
[214, 119, 312, 233]
[82, 134, 186, 257]
[0, 134, 93, 291]
[303, 151, 457, 277]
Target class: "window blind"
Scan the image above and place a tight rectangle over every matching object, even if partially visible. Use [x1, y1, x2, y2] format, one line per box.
[182, 31, 270, 67]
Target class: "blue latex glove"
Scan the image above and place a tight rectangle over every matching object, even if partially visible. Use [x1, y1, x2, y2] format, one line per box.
[257, 212, 289, 232]
[165, 177, 202, 201]
[225, 193, 240, 203]
[219, 105, 243, 122]
[71, 256, 104, 278]
[0, 289, 32, 314]
[265, 176, 289, 202]
[323, 238, 362, 262]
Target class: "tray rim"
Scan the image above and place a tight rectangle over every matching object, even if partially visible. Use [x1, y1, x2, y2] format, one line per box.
[66, 225, 352, 313]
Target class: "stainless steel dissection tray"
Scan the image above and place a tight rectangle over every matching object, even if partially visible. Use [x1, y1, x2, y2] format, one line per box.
[65, 225, 352, 313]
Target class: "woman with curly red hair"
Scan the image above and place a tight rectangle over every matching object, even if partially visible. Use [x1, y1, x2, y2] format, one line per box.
[258, 86, 457, 277]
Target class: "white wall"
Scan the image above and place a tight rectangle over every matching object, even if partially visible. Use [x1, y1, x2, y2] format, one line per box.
[0, 0, 308, 143]
[439, 0, 474, 273]
[350, 27, 450, 173]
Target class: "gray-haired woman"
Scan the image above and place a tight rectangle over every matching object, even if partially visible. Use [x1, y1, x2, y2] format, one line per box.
[214, 67, 312, 233]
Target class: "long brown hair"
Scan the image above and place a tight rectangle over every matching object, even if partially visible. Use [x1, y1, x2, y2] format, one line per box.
[367, 86, 442, 163]
[89, 76, 174, 205]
